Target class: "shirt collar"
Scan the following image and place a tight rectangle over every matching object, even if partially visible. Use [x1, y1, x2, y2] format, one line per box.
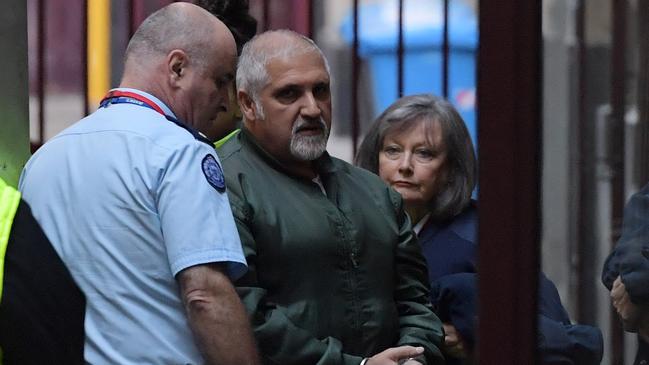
[109, 87, 177, 119]
[413, 212, 432, 235]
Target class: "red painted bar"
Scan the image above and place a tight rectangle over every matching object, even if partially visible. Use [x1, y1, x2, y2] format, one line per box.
[262, 0, 270, 31]
[477, 1, 541, 363]
[129, 0, 145, 37]
[291, 0, 311, 36]
[308, 0, 314, 38]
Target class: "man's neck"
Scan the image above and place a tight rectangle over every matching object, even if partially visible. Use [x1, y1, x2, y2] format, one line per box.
[119, 78, 174, 115]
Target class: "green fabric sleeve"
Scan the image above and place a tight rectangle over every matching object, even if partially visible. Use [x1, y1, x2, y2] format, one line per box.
[389, 188, 446, 365]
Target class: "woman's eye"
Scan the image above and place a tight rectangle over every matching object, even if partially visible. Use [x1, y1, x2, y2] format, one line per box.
[415, 149, 435, 160]
[383, 146, 401, 157]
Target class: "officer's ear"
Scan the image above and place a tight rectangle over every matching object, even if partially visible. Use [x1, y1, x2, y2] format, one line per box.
[238, 90, 259, 122]
[166, 49, 188, 88]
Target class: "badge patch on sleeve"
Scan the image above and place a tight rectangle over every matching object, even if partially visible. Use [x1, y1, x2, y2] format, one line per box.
[201, 154, 226, 193]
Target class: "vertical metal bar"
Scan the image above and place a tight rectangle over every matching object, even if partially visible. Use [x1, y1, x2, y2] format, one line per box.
[262, 0, 270, 31]
[442, 0, 450, 98]
[291, 0, 311, 37]
[0, 1, 30, 184]
[610, 0, 627, 226]
[82, 0, 89, 115]
[478, 0, 541, 363]
[37, 0, 46, 145]
[128, 0, 135, 38]
[130, 0, 145, 37]
[351, 0, 360, 157]
[87, 0, 111, 109]
[610, 0, 627, 364]
[397, 0, 404, 98]
[574, 0, 587, 323]
[308, 0, 314, 38]
[637, 0, 649, 185]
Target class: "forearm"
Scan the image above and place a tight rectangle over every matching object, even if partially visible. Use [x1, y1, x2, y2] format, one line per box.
[180, 265, 259, 365]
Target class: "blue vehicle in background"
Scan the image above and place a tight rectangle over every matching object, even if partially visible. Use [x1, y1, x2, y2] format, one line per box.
[340, 0, 478, 145]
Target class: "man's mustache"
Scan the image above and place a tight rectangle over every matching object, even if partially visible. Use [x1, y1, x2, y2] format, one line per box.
[292, 117, 328, 134]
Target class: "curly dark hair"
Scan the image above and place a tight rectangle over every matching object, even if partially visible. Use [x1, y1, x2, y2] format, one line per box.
[195, 0, 257, 53]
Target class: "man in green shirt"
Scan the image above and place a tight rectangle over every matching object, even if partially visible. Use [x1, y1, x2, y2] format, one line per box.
[218, 29, 444, 365]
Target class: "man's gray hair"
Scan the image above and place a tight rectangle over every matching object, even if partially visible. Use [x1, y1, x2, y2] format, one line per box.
[124, 5, 215, 71]
[236, 29, 331, 108]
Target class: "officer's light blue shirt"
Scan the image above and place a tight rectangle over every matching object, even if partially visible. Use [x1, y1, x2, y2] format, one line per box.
[19, 88, 247, 364]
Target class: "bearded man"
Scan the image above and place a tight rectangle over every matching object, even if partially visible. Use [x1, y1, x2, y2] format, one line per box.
[217, 29, 444, 365]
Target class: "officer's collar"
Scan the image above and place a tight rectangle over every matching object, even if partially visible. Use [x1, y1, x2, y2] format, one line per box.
[109, 88, 177, 119]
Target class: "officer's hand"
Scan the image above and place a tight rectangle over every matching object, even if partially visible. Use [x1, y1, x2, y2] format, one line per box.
[366, 346, 424, 365]
[612, 276, 641, 331]
[443, 323, 467, 359]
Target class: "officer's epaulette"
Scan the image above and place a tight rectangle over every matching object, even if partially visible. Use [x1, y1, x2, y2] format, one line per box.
[165, 115, 214, 147]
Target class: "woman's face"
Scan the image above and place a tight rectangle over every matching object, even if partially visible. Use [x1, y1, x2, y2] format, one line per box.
[378, 120, 448, 210]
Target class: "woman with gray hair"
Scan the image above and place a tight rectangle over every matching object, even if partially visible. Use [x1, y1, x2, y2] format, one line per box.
[356, 93, 477, 363]
[356, 94, 603, 365]
[356, 93, 475, 223]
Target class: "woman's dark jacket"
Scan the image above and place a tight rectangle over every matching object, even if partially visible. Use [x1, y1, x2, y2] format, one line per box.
[422, 203, 603, 365]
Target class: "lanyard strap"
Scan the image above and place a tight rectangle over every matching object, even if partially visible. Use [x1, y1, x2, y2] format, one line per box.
[99, 90, 215, 146]
[99, 90, 167, 116]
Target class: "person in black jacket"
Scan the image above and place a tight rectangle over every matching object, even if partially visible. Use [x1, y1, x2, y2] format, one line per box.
[0, 177, 85, 365]
[602, 182, 649, 365]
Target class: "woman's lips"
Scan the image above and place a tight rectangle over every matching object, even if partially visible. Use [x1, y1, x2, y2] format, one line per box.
[392, 181, 417, 188]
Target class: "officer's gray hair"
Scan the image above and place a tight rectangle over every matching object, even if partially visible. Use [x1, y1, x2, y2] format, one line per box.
[236, 29, 331, 117]
[355, 94, 476, 222]
[124, 4, 215, 72]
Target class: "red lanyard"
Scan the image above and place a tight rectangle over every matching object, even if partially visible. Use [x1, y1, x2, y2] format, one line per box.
[99, 90, 167, 116]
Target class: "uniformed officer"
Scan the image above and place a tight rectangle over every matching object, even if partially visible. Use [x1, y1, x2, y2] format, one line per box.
[18, 3, 258, 364]
[0, 177, 84, 365]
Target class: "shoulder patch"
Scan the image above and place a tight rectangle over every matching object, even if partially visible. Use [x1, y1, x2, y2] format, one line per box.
[201, 154, 226, 193]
